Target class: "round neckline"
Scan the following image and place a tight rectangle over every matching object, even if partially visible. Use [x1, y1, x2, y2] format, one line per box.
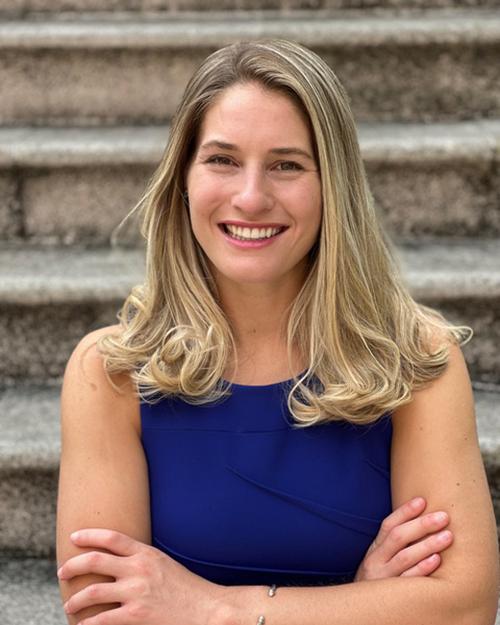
[221, 369, 308, 390]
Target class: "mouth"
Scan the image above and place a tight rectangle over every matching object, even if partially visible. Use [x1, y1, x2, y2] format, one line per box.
[219, 223, 288, 242]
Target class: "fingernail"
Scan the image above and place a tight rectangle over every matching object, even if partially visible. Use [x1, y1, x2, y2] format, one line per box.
[70, 531, 80, 540]
[437, 530, 452, 541]
[433, 512, 448, 522]
[57, 567, 63, 578]
[411, 497, 424, 508]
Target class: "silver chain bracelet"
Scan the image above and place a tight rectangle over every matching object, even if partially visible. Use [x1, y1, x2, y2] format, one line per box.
[256, 584, 277, 624]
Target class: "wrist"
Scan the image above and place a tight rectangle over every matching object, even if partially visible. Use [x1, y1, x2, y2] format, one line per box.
[209, 584, 269, 625]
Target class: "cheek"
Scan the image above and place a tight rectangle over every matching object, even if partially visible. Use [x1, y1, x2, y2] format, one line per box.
[188, 205, 219, 256]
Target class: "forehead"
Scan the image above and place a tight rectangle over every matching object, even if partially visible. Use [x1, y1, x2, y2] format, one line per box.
[197, 83, 313, 146]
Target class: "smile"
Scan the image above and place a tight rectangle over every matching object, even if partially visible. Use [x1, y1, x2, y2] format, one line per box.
[220, 224, 287, 241]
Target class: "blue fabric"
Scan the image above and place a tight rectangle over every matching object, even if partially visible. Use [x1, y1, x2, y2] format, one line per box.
[140, 378, 392, 587]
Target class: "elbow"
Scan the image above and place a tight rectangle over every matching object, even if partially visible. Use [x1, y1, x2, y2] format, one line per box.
[439, 572, 499, 625]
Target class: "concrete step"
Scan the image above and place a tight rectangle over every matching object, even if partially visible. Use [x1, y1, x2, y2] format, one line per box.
[1, 121, 499, 246]
[0, 383, 499, 558]
[1, 10, 499, 125]
[1, 556, 498, 625]
[1, 241, 499, 384]
[2, 0, 500, 17]
[0, 557, 66, 625]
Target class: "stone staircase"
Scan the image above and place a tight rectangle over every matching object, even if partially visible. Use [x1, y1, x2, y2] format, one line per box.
[0, 1, 499, 623]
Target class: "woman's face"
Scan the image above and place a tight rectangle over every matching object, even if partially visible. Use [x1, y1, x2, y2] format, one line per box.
[185, 82, 322, 291]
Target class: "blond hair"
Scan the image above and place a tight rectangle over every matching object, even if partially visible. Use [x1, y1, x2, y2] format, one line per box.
[97, 38, 472, 426]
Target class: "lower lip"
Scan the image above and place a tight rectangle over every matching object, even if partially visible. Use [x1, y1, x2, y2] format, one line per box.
[220, 226, 286, 249]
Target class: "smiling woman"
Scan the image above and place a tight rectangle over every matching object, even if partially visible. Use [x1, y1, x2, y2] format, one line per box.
[56, 39, 499, 625]
[185, 81, 322, 293]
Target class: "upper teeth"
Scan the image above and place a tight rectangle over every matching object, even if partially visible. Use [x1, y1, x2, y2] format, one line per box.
[225, 225, 282, 239]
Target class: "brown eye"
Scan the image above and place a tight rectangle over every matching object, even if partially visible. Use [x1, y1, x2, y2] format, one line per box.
[276, 161, 303, 172]
[206, 155, 233, 166]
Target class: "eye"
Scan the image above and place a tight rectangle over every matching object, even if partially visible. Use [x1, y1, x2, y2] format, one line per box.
[275, 161, 304, 172]
[205, 155, 233, 166]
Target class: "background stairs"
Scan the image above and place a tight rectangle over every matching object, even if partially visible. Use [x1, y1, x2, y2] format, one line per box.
[0, 1, 499, 623]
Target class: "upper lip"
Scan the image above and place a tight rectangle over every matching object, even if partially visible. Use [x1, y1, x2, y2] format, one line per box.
[219, 220, 288, 229]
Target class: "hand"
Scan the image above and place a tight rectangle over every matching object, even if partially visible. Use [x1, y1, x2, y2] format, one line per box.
[354, 497, 453, 582]
[57, 528, 225, 625]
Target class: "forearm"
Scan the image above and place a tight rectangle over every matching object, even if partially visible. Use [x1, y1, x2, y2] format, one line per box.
[216, 576, 487, 625]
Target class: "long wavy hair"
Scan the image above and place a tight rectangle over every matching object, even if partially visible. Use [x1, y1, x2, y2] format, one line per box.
[97, 38, 472, 427]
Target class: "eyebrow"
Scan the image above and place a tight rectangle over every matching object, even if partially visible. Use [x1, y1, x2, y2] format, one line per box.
[198, 140, 315, 162]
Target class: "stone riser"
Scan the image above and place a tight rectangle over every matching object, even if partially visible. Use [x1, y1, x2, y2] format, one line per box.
[1, 26, 499, 124]
[0, 558, 498, 625]
[2, 463, 498, 558]
[1, 558, 67, 625]
[0, 382, 499, 557]
[0, 296, 498, 385]
[1, 0, 500, 15]
[2, 163, 499, 245]
[1, 123, 499, 245]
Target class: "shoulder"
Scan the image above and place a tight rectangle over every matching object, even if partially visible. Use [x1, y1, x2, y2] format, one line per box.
[61, 323, 141, 437]
[65, 323, 122, 375]
[391, 327, 475, 457]
[390, 325, 480, 513]
[392, 327, 472, 427]
[389, 328, 499, 610]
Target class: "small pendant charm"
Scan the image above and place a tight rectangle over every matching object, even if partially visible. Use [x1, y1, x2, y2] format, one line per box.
[257, 616, 265, 624]
[268, 584, 277, 597]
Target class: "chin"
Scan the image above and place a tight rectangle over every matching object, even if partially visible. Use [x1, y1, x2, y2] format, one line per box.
[216, 267, 285, 286]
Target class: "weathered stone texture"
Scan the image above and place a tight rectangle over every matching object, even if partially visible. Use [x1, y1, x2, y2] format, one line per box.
[2, 43, 500, 125]
[1, 0, 499, 13]
[368, 162, 500, 239]
[0, 470, 57, 557]
[23, 166, 151, 246]
[0, 303, 121, 384]
[0, 49, 201, 126]
[0, 174, 20, 238]
[423, 298, 500, 386]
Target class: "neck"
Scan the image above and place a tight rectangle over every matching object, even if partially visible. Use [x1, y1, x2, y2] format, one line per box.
[213, 270, 307, 381]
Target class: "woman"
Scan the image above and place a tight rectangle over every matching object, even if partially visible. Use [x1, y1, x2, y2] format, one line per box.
[56, 39, 499, 625]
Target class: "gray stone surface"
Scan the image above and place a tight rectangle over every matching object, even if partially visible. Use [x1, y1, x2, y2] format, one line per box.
[0, 11, 500, 125]
[0, 558, 67, 625]
[0, 243, 499, 384]
[1, 121, 500, 245]
[0, 557, 497, 625]
[23, 166, 150, 246]
[0, 173, 20, 239]
[2, 10, 500, 48]
[0, 247, 146, 305]
[394, 241, 500, 300]
[1, 0, 500, 14]
[0, 384, 499, 556]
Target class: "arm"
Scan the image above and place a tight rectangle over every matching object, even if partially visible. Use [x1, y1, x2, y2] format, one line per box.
[219, 339, 500, 625]
[56, 326, 151, 625]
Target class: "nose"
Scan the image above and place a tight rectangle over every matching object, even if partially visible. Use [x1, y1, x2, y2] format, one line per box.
[231, 165, 274, 214]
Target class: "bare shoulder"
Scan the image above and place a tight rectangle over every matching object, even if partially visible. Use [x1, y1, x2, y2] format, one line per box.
[58, 324, 151, 621]
[391, 327, 474, 437]
[391, 327, 477, 487]
[390, 327, 499, 613]
[62, 323, 141, 436]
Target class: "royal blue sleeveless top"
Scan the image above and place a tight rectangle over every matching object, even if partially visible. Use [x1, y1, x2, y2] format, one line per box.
[140, 378, 392, 587]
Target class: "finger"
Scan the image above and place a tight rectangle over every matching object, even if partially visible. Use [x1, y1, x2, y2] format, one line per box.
[64, 582, 123, 615]
[400, 553, 441, 577]
[70, 529, 142, 557]
[389, 529, 453, 576]
[73, 605, 132, 625]
[375, 510, 450, 563]
[372, 497, 426, 550]
[58, 550, 126, 581]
